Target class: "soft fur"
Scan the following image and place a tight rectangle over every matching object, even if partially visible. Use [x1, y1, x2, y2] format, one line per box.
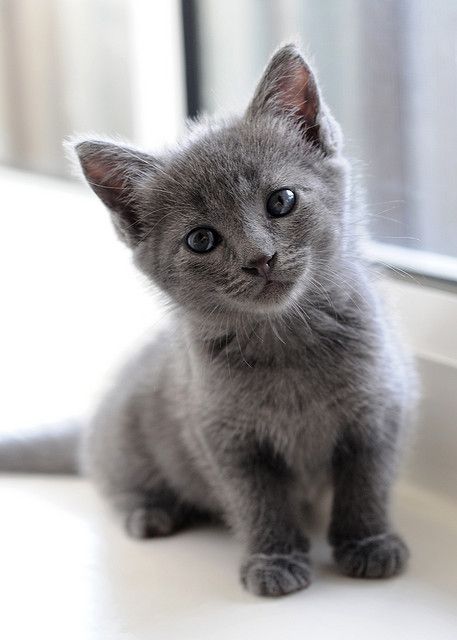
[1, 45, 415, 597]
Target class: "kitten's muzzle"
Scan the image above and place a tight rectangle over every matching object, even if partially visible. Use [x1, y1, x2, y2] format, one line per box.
[242, 253, 277, 282]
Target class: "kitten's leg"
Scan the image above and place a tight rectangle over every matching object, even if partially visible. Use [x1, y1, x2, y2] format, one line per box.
[203, 434, 311, 597]
[328, 420, 409, 579]
[112, 483, 211, 540]
[85, 419, 211, 539]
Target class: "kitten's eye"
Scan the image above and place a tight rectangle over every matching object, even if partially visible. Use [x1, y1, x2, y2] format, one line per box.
[186, 227, 220, 253]
[266, 188, 296, 217]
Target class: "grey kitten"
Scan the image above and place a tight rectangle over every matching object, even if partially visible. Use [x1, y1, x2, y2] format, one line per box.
[1, 45, 415, 597]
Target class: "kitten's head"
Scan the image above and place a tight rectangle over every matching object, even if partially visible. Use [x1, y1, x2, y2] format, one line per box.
[74, 45, 349, 319]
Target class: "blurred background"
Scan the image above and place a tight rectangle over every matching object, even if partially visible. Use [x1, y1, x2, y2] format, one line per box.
[2, 0, 457, 255]
[0, 0, 456, 497]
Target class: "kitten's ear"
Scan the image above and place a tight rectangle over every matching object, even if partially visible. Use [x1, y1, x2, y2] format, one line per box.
[74, 140, 159, 246]
[246, 44, 341, 154]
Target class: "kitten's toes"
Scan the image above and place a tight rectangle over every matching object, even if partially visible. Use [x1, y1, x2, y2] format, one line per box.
[125, 506, 176, 539]
[241, 551, 311, 597]
[334, 533, 409, 579]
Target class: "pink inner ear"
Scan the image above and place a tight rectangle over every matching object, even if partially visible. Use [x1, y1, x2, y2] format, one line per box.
[277, 62, 319, 134]
[85, 157, 121, 190]
[81, 154, 129, 213]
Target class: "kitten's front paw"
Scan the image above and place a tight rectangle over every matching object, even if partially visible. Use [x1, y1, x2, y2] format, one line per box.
[334, 533, 409, 579]
[241, 551, 311, 597]
[125, 507, 175, 539]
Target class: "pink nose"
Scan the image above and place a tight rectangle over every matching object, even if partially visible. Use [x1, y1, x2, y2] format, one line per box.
[242, 253, 276, 281]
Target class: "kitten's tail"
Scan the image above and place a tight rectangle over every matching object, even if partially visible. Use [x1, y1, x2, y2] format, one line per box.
[0, 420, 82, 475]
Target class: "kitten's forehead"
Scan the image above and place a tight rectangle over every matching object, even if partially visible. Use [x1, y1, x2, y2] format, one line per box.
[164, 118, 314, 206]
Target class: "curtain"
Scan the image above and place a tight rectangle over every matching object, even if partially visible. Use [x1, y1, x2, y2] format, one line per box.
[0, 0, 133, 176]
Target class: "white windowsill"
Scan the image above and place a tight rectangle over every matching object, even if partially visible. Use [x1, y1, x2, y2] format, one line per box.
[368, 240, 457, 284]
[1, 167, 456, 639]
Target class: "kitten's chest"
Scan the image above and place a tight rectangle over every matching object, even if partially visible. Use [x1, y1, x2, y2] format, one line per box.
[209, 328, 351, 417]
[201, 353, 344, 450]
[190, 319, 363, 455]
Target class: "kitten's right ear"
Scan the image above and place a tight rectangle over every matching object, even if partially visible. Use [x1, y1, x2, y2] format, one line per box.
[74, 140, 159, 246]
[246, 44, 341, 154]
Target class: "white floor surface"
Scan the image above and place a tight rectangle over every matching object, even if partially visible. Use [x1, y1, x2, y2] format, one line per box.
[0, 477, 456, 640]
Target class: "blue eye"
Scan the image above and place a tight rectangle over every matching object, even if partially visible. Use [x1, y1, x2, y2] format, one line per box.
[266, 188, 296, 217]
[186, 227, 220, 253]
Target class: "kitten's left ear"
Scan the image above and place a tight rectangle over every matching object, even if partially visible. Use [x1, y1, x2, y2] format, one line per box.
[246, 44, 341, 154]
[73, 140, 160, 247]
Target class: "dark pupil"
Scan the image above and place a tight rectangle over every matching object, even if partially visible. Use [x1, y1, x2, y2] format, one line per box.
[267, 188, 295, 216]
[188, 228, 214, 252]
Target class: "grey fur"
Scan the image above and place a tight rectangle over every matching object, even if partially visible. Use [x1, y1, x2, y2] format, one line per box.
[1, 45, 416, 596]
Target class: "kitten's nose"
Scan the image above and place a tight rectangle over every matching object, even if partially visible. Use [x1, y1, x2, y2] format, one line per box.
[242, 253, 277, 281]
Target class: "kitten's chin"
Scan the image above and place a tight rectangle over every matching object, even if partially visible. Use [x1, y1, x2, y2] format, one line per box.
[228, 278, 305, 316]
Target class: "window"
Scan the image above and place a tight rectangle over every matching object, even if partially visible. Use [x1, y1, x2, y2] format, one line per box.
[0, 0, 185, 176]
[190, 0, 457, 263]
[1, 0, 456, 269]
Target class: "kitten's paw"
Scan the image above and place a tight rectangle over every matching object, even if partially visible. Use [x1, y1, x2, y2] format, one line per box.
[125, 507, 175, 539]
[241, 551, 311, 597]
[334, 533, 409, 579]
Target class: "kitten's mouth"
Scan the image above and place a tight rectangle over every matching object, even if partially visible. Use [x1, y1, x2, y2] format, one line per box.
[254, 278, 293, 300]
[225, 274, 303, 314]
